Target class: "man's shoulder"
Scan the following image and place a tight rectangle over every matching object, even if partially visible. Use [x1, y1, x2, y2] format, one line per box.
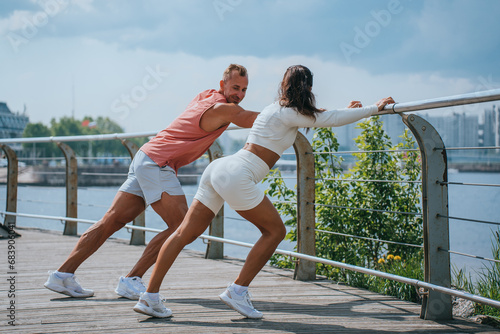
[183, 89, 227, 113]
[197, 89, 227, 102]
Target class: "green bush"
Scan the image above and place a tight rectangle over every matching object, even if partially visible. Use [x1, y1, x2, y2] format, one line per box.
[369, 253, 423, 302]
[265, 116, 423, 302]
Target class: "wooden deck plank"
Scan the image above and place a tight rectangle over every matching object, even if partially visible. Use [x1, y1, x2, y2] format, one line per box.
[1, 228, 497, 333]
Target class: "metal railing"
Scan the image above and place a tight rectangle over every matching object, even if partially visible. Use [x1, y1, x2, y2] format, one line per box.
[1, 88, 500, 321]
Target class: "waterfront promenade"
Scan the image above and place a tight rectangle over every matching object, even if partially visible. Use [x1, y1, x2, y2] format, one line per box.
[1, 228, 497, 333]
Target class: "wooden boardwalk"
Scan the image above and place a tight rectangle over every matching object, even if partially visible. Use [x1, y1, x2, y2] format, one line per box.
[1, 228, 497, 333]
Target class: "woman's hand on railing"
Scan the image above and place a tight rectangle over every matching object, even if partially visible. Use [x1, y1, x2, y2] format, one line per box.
[376, 97, 395, 111]
[347, 101, 363, 108]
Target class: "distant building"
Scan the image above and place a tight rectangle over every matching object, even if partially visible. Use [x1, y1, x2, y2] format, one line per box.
[421, 112, 479, 148]
[483, 105, 499, 149]
[0, 102, 30, 150]
[381, 114, 407, 144]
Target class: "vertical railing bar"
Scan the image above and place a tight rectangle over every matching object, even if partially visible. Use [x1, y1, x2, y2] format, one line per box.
[0, 145, 19, 238]
[401, 114, 452, 320]
[120, 139, 145, 245]
[292, 132, 316, 280]
[205, 140, 224, 259]
[56, 142, 78, 236]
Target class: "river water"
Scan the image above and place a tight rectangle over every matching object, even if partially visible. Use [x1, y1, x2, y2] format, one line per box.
[2, 171, 499, 279]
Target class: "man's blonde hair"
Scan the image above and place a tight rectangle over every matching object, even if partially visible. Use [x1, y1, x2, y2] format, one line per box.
[222, 64, 248, 82]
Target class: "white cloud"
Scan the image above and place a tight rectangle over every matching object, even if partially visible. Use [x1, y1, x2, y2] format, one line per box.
[0, 10, 33, 34]
[71, 0, 94, 12]
[2, 0, 500, 77]
[0, 35, 485, 135]
[394, 0, 500, 75]
[1, 0, 499, 137]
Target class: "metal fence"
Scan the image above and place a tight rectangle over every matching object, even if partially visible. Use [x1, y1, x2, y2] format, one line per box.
[1, 88, 500, 320]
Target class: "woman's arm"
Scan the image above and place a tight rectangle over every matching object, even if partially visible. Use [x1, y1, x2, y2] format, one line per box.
[284, 105, 377, 128]
[285, 97, 395, 128]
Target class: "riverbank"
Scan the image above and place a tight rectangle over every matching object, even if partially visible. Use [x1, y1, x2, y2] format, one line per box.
[2, 160, 498, 187]
[0, 164, 200, 186]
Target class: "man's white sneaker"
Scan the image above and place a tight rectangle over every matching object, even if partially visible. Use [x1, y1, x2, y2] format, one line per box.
[44, 271, 94, 298]
[133, 293, 172, 318]
[219, 284, 263, 319]
[115, 276, 146, 300]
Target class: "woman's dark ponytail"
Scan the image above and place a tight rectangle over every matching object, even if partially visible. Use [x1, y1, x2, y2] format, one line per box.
[278, 65, 321, 119]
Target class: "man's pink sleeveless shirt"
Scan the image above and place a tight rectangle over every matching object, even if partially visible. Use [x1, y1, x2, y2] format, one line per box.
[140, 89, 229, 173]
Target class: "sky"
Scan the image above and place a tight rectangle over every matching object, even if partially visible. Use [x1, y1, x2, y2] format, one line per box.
[1, 0, 500, 136]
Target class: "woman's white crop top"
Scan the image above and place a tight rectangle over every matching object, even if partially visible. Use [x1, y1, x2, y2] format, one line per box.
[246, 102, 378, 157]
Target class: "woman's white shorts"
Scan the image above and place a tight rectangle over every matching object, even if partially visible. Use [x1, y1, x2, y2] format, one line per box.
[118, 150, 184, 206]
[194, 149, 270, 214]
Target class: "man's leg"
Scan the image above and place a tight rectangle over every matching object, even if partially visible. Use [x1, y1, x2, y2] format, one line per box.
[125, 192, 188, 278]
[58, 191, 146, 273]
[146, 199, 214, 292]
[45, 191, 145, 297]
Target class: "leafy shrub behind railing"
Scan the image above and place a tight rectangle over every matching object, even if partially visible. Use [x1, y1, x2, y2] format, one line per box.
[265, 116, 424, 302]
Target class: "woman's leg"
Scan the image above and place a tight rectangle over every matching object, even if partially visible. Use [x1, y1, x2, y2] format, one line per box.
[233, 196, 286, 287]
[146, 199, 215, 293]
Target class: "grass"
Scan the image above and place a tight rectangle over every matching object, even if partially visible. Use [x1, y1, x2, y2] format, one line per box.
[452, 229, 500, 318]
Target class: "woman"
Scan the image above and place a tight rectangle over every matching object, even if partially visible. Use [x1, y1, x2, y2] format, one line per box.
[133, 65, 395, 319]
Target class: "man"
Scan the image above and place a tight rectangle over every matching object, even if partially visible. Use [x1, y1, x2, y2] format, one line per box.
[44, 64, 258, 299]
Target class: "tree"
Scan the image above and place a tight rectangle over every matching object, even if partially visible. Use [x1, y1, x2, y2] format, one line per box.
[22, 122, 58, 158]
[50, 116, 87, 155]
[22, 116, 148, 160]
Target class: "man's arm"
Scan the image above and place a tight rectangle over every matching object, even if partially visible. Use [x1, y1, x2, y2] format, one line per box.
[200, 103, 259, 132]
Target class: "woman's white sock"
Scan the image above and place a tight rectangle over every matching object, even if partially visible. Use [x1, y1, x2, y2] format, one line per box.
[54, 270, 74, 279]
[232, 283, 248, 295]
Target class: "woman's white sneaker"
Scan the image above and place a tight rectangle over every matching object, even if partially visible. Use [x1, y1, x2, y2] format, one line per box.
[219, 284, 263, 319]
[133, 293, 172, 318]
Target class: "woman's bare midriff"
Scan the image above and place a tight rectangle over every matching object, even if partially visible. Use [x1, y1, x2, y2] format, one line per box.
[243, 143, 280, 169]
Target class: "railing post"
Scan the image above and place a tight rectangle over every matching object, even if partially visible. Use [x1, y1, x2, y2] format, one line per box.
[401, 114, 452, 320]
[293, 132, 316, 280]
[57, 142, 78, 236]
[0, 144, 19, 238]
[205, 140, 224, 259]
[121, 139, 145, 245]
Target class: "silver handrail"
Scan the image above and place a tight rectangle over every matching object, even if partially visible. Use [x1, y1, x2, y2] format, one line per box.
[0, 131, 157, 144]
[380, 88, 500, 115]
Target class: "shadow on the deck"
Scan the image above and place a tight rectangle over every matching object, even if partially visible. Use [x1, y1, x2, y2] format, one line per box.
[3, 228, 497, 333]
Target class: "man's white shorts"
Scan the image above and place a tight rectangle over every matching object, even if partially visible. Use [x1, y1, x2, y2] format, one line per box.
[119, 150, 184, 206]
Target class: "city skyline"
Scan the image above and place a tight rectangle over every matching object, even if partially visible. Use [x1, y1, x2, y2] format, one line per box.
[331, 105, 500, 150]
